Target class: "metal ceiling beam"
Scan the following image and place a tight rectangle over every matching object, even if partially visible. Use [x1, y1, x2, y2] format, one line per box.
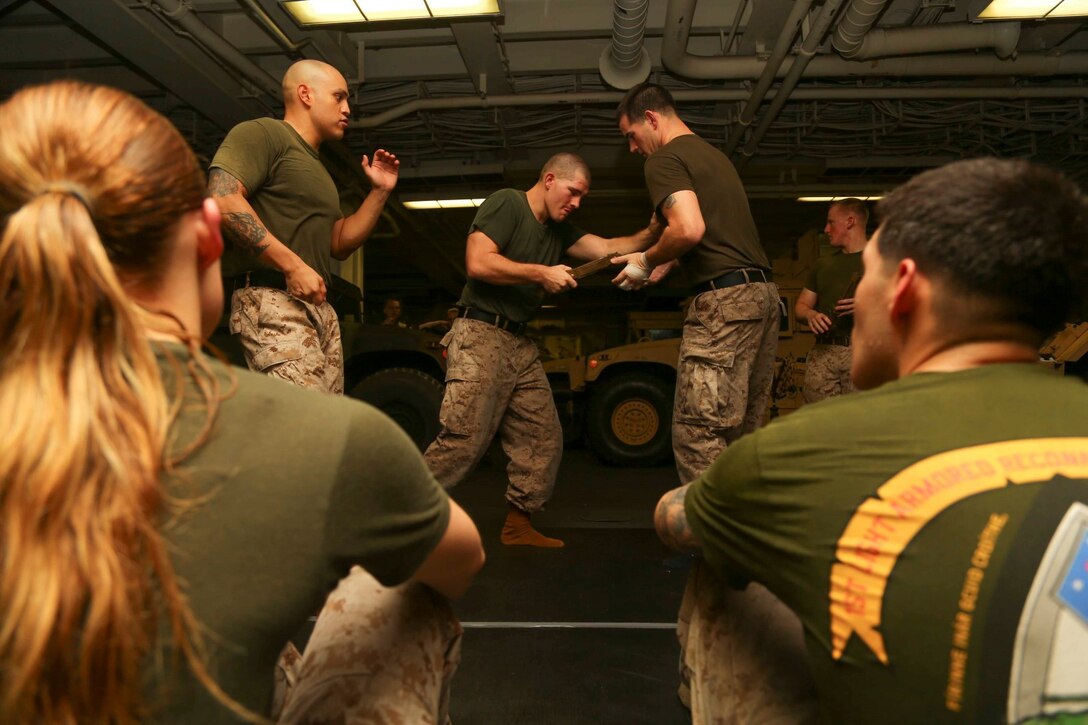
[0, 25, 110, 64]
[450, 21, 513, 95]
[45, 0, 269, 130]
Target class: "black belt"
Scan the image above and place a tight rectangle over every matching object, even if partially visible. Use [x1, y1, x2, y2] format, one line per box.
[458, 307, 527, 337]
[234, 269, 288, 292]
[817, 335, 852, 347]
[695, 268, 773, 294]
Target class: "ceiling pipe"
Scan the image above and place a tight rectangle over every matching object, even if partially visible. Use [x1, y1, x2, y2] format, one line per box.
[235, 0, 309, 58]
[661, 0, 1061, 79]
[147, 0, 281, 100]
[832, 0, 888, 58]
[349, 85, 1088, 129]
[723, 0, 815, 155]
[736, 0, 849, 169]
[848, 21, 1020, 60]
[599, 0, 652, 90]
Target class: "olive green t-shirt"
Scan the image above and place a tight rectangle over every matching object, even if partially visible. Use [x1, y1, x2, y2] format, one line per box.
[210, 118, 341, 282]
[804, 250, 863, 340]
[644, 134, 769, 285]
[147, 343, 450, 722]
[458, 188, 583, 323]
[686, 364, 1088, 724]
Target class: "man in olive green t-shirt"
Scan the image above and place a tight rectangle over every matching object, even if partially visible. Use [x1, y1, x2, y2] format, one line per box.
[795, 197, 869, 403]
[612, 81, 782, 715]
[656, 158, 1088, 724]
[208, 59, 399, 394]
[424, 152, 659, 548]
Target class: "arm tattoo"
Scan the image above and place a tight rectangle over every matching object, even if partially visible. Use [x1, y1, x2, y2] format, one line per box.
[207, 168, 241, 197]
[654, 484, 702, 554]
[221, 211, 269, 256]
[663, 194, 678, 209]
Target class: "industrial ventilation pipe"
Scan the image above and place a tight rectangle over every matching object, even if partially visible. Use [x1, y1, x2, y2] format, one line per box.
[599, 0, 651, 90]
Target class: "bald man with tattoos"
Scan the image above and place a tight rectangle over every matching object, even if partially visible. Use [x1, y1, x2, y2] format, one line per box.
[208, 59, 399, 394]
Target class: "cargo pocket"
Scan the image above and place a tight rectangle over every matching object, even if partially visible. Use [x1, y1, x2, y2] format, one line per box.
[249, 292, 304, 373]
[438, 329, 491, 436]
[673, 288, 769, 429]
[674, 344, 740, 429]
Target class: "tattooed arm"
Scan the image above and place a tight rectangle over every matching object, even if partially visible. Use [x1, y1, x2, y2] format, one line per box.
[610, 191, 702, 290]
[654, 483, 702, 554]
[642, 190, 705, 267]
[207, 168, 326, 305]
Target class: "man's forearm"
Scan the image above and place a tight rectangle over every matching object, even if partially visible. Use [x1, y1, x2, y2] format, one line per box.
[644, 226, 700, 268]
[468, 252, 548, 286]
[654, 483, 702, 554]
[331, 188, 392, 260]
[604, 224, 663, 256]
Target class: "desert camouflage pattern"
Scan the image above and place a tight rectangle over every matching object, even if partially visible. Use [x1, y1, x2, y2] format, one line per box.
[672, 282, 780, 483]
[275, 567, 462, 725]
[802, 343, 854, 404]
[678, 563, 819, 725]
[229, 286, 344, 394]
[424, 317, 561, 514]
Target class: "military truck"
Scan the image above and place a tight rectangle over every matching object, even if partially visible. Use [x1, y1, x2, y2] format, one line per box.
[210, 275, 446, 451]
[544, 303, 811, 467]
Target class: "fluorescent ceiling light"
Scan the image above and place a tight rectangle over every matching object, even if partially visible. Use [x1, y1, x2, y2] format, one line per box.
[281, 0, 500, 24]
[978, 0, 1087, 18]
[1046, 0, 1088, 15]
[357, 0, 429, 20]
[282, 0, 363, 24]
[797, 195, 884, 202]
[403, 198, 487, 209]
[428, 0, 501, 16]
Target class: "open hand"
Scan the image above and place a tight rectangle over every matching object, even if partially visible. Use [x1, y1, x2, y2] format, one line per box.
[361, 149, 400, 191]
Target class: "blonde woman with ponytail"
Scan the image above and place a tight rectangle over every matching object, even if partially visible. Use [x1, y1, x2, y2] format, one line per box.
[0, 81, 483, 724]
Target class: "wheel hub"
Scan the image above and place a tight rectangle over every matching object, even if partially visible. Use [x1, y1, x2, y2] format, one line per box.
[611, 398, 659, 447]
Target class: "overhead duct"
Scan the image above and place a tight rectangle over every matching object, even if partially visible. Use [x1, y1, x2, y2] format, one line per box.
[832, 0, 888, 58]
[598, 0, 651, 90]
[661, 0, 1054, 80]
[843, 21, 1020, 60]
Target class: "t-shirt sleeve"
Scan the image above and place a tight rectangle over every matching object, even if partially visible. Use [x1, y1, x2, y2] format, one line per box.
[469, 189, 520, 252]
[804, 261, 819, 294]
[561, 223, 586, 250]
[322, 406, 451, 588]
[644, 151, 695, 210]
[209, 120, 278, 196]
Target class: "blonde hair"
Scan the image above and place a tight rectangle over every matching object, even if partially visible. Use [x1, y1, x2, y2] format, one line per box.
[0, 81, 245, 723]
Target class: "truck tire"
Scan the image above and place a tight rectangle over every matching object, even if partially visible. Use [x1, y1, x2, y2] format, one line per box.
[349, 367, 444, 451]
[586, 373, 673, 467]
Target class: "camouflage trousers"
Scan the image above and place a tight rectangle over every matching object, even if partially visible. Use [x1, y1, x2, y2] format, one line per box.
[678, 563, 819, 725]
[230, 286, 344, 395]
[672, 281, 781, 483]
[424, 317, 561, 514]
[273, 567, 462, 724]
[802, 343, 854, 404]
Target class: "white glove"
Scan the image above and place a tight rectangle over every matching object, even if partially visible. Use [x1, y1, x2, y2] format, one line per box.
[618, 253, 651, 291]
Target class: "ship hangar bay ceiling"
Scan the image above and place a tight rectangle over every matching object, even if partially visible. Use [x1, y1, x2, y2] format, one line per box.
[1, 0, 1086, 299]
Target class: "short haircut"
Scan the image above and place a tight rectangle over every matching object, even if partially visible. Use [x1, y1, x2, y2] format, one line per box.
[830, 197, 869, 226]
[875, 157, 1088, 338]
[616, 82, 677, 123]
[540, 152, 590, 184]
